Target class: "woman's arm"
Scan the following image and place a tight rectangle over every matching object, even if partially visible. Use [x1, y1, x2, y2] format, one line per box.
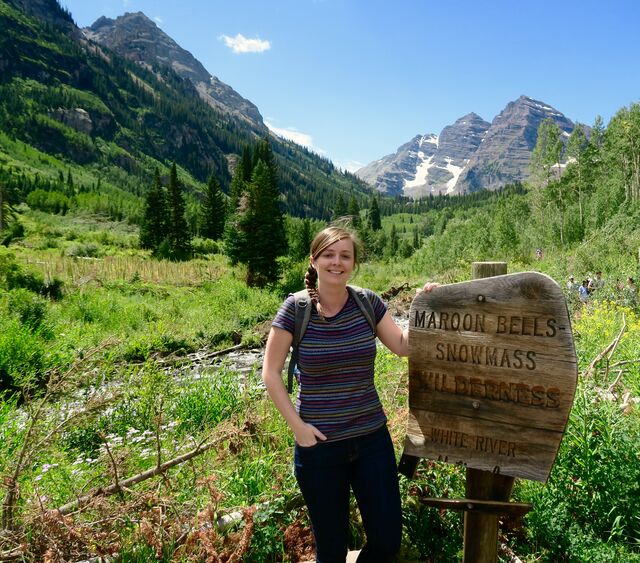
[377, 282, 440, 357]
[376, 312, 410, 356]
[261, 326, 327, 446]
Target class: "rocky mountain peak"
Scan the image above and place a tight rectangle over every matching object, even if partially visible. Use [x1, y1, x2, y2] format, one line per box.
[455, 96, 574, 192]
[84, 12, 265, 130]
[357, 96, 577, 197]
[356, 112, 491, 198]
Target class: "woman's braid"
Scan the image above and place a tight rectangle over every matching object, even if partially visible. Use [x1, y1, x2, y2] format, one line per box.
[305, 263, 323, 318]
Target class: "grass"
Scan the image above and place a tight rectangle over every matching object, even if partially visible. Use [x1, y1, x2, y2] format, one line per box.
[0, 207, 639, 561]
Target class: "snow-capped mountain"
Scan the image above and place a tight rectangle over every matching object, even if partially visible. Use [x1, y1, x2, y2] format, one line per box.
[357, 96, 577, 196]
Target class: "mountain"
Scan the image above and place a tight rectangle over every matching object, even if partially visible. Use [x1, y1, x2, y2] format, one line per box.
[357, 96, 577, 196]
[0, 0, 373, 220]
[457, 96, 575, 193]
[83, 12, 265, 131]
[357, 113, 490, 197]
[5, 0, 79, 37]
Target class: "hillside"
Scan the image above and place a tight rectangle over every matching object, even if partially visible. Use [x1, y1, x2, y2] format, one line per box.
[0, 0, 373, 221]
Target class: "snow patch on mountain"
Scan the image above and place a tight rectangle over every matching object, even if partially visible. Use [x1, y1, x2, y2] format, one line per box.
[404, 153, 434, 189]
[444, 158, 465, 193]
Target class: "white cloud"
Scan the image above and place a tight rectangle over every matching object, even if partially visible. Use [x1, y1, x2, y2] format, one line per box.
[335, 160, 365, 173]
[154, 16, 163, 24]
[265, 121, 316, 150]
[219, 33, 271, 54]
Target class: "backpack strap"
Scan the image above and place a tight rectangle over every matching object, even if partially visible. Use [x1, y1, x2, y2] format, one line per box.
[288, 289, 312, 393]
[347, 285, 377, 336]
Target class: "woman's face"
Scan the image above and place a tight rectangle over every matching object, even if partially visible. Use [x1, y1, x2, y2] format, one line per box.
[311, 238, 355, 288]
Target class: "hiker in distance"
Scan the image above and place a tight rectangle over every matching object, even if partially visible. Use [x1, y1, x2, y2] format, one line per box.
[262, 225, 438, 563]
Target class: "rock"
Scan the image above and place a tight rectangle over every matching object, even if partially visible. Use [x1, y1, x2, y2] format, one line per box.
[51, 107, 93, 135]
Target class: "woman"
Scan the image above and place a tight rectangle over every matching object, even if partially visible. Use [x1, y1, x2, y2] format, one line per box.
[262, 225, 437, 563]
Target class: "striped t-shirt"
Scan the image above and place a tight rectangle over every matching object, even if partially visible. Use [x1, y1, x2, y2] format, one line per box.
[272, 288, 387, 442]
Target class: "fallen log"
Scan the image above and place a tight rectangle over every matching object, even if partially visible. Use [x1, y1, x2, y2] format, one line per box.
[52, 431, 235, 516]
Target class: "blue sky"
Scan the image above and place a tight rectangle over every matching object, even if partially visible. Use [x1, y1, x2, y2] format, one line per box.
[62, 0, 640, 172]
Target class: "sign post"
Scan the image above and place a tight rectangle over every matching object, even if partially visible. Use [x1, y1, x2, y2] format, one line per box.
[402, 263, 578, 561]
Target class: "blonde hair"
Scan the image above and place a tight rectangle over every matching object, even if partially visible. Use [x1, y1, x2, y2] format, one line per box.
[305, 225, 360, 318]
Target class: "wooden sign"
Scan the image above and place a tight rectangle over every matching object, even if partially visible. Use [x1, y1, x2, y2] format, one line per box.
[404, 272, 577, 482]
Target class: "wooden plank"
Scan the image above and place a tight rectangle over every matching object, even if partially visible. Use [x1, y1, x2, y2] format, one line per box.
[406, 271, 577, 482]
[304, 550, 360, 563]
[404, 409, 561, 481]
[419, 497, 532, 518]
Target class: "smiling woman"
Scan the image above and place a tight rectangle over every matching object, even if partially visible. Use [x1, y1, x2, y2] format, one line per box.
[261, 224, 437, 562]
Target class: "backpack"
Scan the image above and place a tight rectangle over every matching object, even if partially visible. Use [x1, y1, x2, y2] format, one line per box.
[286, 285, 377, 393]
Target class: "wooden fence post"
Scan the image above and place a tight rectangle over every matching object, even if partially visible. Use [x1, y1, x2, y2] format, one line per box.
[463, 261, 509, 563]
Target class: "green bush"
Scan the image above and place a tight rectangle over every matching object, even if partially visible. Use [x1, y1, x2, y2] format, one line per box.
[191, 236, 220, 256]
[169, 367, 245, 435]
[1, 220, 25, 246]
[0, 314, 48, 393]
[517, 382, 640, 559]
[400, 464, 464, 561]
[0, 250, 63, 298]
[7, 288, 48, 332]
[26, 189, 70, 214]
[65, 242, 102, 258]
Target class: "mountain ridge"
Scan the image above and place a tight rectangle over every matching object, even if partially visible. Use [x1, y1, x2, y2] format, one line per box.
[83, 12, 266, 131]
[356, 95, 578, 196]
[0, 0, 374, 221]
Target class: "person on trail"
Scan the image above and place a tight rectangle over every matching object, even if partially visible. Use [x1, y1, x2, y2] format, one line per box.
[623, 276, 638, 307]
[579, 279, 590, 303]
[566, 275, 579, 293]
[262, 225, 438, 563]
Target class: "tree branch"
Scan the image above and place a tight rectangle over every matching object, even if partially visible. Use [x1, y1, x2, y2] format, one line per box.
[52, 431, 236, 516]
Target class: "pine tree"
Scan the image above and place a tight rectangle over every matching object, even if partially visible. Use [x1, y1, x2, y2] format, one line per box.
[0, 181, 15, 232]
[139, 169, 167, 252]
[245, 157, 287, 286]
[241, 145, 253, 181]
[389, 223, 399, 255]
[369, 195, 382, 231]
[201, 175, 226, 240]
[224, 191, 250, 266]
[224, 138, 287, 285]
[412, 226, 420, 249]
[166, 163, 191, 260]
[333, 194, 347, 219]
[294, 218, 313, 260]
[228, 163, 246, 212]
[347, 196, 361, 228]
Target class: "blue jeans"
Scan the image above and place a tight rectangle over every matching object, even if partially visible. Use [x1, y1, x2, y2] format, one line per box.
[294, 425, 402, 563]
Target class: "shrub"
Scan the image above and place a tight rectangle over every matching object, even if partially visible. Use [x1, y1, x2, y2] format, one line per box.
[65, 242, 102, 258]
[7, 288, 48, 332]
[517, 382, 640, 559]
[0, 314, 48, 393]
[1, 221, 25, 246]
[169, 367, 245, 435]
[191, 236, 220, 256]
[0, 250, 63, 298]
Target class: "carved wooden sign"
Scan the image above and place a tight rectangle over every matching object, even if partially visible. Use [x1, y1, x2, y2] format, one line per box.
[404, 272, 578, 482]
